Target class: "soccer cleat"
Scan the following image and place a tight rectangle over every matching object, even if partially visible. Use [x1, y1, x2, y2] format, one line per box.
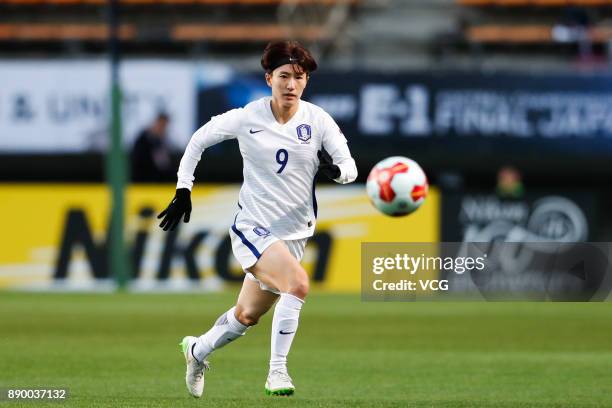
[265, 369, 295, 396]
[179, 336, 210, 398]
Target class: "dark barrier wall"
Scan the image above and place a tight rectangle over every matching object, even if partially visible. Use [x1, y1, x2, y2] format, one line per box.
[441, 191, 599, 241]
[439, 191, 608, 299]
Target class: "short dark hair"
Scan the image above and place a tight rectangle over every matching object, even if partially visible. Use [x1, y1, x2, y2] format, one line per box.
[261, 40, 318, 74]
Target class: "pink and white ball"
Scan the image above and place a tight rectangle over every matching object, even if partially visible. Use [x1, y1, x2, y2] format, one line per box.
[366, 156, 428, 217]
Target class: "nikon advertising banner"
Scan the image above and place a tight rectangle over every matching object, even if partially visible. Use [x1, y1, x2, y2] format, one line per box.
[0, 184, 439, 292]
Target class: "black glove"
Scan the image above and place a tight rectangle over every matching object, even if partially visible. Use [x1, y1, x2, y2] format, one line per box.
[317, 149, 341, 180]
[157, 188, 192, 231]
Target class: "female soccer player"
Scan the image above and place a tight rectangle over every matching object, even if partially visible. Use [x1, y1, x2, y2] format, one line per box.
[157, 40, 357, 398]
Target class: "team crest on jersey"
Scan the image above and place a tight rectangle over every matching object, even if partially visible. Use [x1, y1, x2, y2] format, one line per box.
[253, 226, 271, 237]
[296, 124, 311, 143]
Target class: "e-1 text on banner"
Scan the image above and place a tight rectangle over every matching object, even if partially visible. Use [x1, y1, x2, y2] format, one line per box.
[197, 68, 612, 161]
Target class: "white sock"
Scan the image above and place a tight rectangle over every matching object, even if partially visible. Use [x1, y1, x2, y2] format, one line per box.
[270, 293, 304, 372]
[192, 306, 248, 362]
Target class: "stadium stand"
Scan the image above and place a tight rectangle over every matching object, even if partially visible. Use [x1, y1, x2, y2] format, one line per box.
[0, 0, 357, 56]
[444, 0, 612, 69]
[459, 1, 612, 5]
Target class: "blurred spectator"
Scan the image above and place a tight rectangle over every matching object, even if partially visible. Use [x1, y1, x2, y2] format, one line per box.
[496, 165, 524, 199]
[130, 112, 175, 182]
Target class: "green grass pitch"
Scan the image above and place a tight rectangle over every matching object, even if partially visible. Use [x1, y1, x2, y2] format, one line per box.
[1, 292, 612, 407]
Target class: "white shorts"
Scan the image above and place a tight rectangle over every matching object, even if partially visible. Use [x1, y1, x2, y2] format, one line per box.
[229, 222, 307, 294]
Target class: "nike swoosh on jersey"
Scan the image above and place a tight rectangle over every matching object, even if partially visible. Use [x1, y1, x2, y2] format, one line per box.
[279, 330, 295, 335]
[249, 129, 264, 134]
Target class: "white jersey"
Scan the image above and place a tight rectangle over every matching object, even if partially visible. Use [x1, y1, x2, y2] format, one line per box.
[177, 97, 357, 240]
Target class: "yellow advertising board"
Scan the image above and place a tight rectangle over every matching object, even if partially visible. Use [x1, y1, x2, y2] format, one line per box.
[0, 184, 439, 292]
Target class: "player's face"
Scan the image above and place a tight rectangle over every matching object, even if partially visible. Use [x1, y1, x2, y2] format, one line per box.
[266, 64, 308, 109]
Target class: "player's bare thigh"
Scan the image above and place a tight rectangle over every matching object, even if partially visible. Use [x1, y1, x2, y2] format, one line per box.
[247, 241, 309, 300]
[234, 276, 278, 326]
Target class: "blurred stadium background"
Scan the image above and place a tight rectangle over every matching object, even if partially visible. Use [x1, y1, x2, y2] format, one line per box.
[1, 1, 612, 406]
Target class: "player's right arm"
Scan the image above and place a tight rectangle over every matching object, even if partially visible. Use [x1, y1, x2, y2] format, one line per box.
[158, 108, 243, 231]
[177, 108, 243, 190]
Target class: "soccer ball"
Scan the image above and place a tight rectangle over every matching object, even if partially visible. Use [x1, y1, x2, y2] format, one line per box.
[366, 156, 428, 217]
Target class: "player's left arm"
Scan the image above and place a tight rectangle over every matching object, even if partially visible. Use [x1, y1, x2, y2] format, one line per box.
[320, 112, 357, 184]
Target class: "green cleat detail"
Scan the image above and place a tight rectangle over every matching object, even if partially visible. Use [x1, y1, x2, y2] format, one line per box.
[180, 337, 189, 355]
[265, 387, 295, 396]
[265, 369, 295, 396]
